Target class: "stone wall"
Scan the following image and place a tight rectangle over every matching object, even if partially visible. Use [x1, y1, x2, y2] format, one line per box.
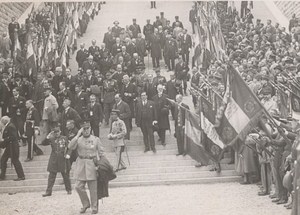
[0, 2, 31, 33]
[275, 1, 300, 19]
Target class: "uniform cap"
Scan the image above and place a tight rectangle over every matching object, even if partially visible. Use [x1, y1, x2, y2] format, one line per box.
[80, 120, 91, 128]
[113, 21, 119, 24]
[111, 109, 120, 115]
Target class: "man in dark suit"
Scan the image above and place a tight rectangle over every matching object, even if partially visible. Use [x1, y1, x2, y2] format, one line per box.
[8, 87, 27, 146]
[60, 98, 81, 136]
[57, 81, 74, 113]
[87, 94, 103, 137]
[111, 37, 123, 57]
[164, 34, 178, 71]
[189, 5, 197, 34]
[51, 67, 65, 93]
[88, 40, 101, 63]
[166, 72, 182, 119]
[174, 94, 189, 155]
[76, 43, 89, 68]
[152, 85, 170, 145]
[113, 94, 131, 139]
[136, 33, 147, 62]
[180, 29, 192, 64]
[120, 75, 137, 130]
[143, 19, 154, 45]
[0, 116, 25, 181]
[63, 68, 77, 93]
[82, 55, 98, 73]
[136, 92, 158, 153]
[24, 100, 43, 161]
[74, 84, 89, 119]
[172, 16, 183, 29]
[83, 69, 98, 92]
[0, 71, 12, 116]
[103, 27, 115, 52]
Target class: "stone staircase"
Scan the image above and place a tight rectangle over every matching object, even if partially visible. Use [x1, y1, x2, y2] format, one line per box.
[0, 2, 31, 33]
[0, 123, 240, 193]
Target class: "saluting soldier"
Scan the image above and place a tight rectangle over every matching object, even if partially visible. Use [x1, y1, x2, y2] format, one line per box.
[102, 71, 118, 125]
[68, 121, 105, 214]
[42, 124, 72, 197]
[24, 100, 43, 162]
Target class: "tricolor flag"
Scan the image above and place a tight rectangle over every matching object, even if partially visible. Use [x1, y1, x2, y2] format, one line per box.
[200, 95, 224, 161]
[14, 36, 22, 64]
[185, 110, 210, 165]
[27, 41, 37, 77]
[215, 65, 265, 146]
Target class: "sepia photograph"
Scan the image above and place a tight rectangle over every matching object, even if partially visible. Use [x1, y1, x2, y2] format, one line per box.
[0, 1, 299, 214]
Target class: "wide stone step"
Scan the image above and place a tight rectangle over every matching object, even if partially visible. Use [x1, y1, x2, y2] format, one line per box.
[0, 176, 242, 193]
[0, 169, 238, 188]
[5, 164, 235, 179]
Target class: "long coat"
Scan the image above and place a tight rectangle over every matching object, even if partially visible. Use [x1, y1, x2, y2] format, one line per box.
[69, 135, 104, 181]
[47, 135, 69, 173]
[150, 34, 162, 58]
[152, 94, 170, 130]
[120, 83, 137, 116]
[164, 38, 178, 59]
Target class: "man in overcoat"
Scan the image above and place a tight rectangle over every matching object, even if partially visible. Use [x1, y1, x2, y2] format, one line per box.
[113, 94, 131, 140]
[152, 84, 170, 145]
[149, 28, 162, 68]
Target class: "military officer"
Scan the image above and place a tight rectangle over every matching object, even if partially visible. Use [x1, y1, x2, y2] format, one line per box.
[24, 100, 43, 162]
[112, 21, 122, 38]
[68, 121, 104, 214]
[102, 71, 118, 125]
[42, 124, 71, 197]
[143, 19, 154, 46]
[129, 18, 141, 39]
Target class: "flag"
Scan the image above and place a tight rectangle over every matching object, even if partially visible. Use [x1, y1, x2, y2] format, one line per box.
[215, 65, 265, 146]
[291, 84, 300, 120]
[14, 36, 22, 62]
[60, 46, 67, 72]
[185, 110, 211, 165]
[200, 95, 224, 161]
[27, 41, 37, 77]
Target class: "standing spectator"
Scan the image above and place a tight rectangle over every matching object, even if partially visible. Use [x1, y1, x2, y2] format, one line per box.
[289, 14, 298, 32]
[153, 16, 163, 29]
[189, 5, 197, 34]
[76, 43, 89, 69]
[60, 98, 81, 136]
[0, 71, 12, 116]
[112, 21, 122, 38]
[159, 12, 167, 28]
[0, 32, 11, 59]
[74, 84, 89, 119]
[51, 67, 65, 94]
[113, 94, 131, 140]
[120, 75, 137, 130]
[174, 94, 189, 156]
[42, 125, 71, 197]
[82, 55, 98, 73]
[87, 94, 103, 137]
[149, 28, 162, 68]
[179, 29, 192, 64]
[135, 91, 158, 153]
[172, 16, 183, 29]
[8, 87, 27, 146]
[111, 37, 123, 57]
[103, 27, 115, 52]
[129, 18, 141, 39]
[8, 17, 20, 53]
[89, 40, 101, 63]
[108, 109, 127, 172]
[143, 19, 154, 45]
[68, 121, 104, 214]
[136, 33, 147, 62]
[152, 84, 170, 145]
[164, 34, 178, 71]
[0, 116, 25, 181]
[24, 100, 43, 161]
[103, 71, 118, 125]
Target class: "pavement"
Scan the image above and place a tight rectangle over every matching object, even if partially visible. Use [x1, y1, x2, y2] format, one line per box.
[0, 183, 290, 215]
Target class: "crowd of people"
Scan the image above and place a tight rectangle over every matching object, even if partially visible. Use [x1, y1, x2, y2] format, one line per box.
[0, 1, 300, 214]
[188, 2, 300, 211]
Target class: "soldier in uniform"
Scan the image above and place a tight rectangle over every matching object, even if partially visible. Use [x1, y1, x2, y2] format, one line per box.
[68, 121, 104, 214]
[8, 87, 27, 146]
[113, 94, 131, 140]
[24, 100, 43, 162]
[112, 21, 122, 38]
[164, 34, 178, 71]
[87, 94, 103, 137]
[42, 124, 71, 197]
[108, 109, 127, 172]
[152, 69, 167, 90]
[129, 18, 141, 39]
[102, 71, 118, 125]
[143, 19, 154, 47]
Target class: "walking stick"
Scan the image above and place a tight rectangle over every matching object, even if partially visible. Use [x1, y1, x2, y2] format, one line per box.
[125, 143, 130, 166]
